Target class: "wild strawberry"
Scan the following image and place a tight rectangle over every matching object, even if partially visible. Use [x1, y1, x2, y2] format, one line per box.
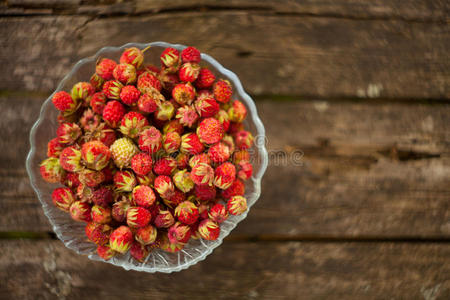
[191, 163, 214, 186]
[114, 170, 137, 192]
[198, 219, 220, 241]
[195, 68, 215, 89]
[119, 111, 149, 138]
[76, 183, 95, 202]
[130, 241, 149, 262]
[179, 63, 200, 82]
[214, 162, 236, 190]
[228, 100, 247, 122]
[79, 169, 105, 187]
[194, 95, 219, 118]
[64, 172, 81, 189]
[138, 127, 162, 154]
[164, 189, 185, 208]
[90, 73, 105, 91]
[80, 109, 101, 132]
[127, 206, 151, 228]
[194, 184, 216, 202]
[84, 123, 116, 147]
[213, 79, 232, 103]
[110, 137, 138, 169]
[51, 187, 75, 212]
[69, 201, 92, 222]
[227, 195, 247, 215]
[89, 92, 106, 115]
[176, 152, 189, 169]
[189, 153, 211, 168]
[173, 169, 194, 193]
[162, 131, 181, 154]
[174, 201, 199, 225]
[215, 109, 230, 132]
[180, 133, 204, 155]
[47, 138, 63, 158]
[103, 80, 123, 100]
[168, 222, 191, 244]
[233, 149, 250, 164]
[137, 72, 162, 94]
[112, 199, 130, 223]
[160, 72, 179, 92]
[159, 233, 184, 253]
[137, 92, 162, 114]
[175, 105, 198, 128]
[234, 130, 254, 150]
[81, 140, 111, 171]
[71, 82, 95, 105]
[91, 205, 112, 224]
[163, 119, 184, 135]
[154, 209, 175, 228]
[172, 83, 195, 105]
[209, 203, 228, 223]
[120, 47, 145, 69]
[135, 225, 157, 245]
[154, 157, 177, 176]
[109, 225, 133, 253]
[56, 122, 81, 145]
[132, 185, 156, 208]
[96, 58, 117, 80]
[222, 179, 245, 199]
[113, 63, 136, 85]
[141, 64, 160, 76]
[92, 186, 113, 207]
[97, 245, 116, 260]
[154, 101, 175, 121]
[102, 100, 126, 128]
[208, 142, 231, 164]
[131, 153, 153, 176]
[237, 160, 253, 181]
[59, 146, 83, 172]
[160, 47, 180, 69]
[119, 85, 140, 106]
[197, 117, 224, 145]
[86, 222, 111, 245]
[228, 121, 244, 134]
[52, 91, 78, 113]
[221, 135, 235, 153]
[181, 46, 201, 63]
[136, 172, 154, 186]
[154, 175, 175, 200]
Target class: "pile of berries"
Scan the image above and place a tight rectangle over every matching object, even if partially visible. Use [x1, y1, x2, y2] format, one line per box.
[40, 45, 254, 262]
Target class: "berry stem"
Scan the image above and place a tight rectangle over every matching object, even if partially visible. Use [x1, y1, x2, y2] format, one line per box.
[142, 45, 151, 53]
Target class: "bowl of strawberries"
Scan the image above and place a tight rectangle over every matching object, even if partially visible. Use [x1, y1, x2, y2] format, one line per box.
[26, 42, 268, 273]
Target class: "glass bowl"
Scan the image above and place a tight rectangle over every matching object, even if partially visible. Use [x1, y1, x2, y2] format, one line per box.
[26, 42, 268, 273]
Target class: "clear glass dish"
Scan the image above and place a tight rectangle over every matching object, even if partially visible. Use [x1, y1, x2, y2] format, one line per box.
[26, 42, 268, 273]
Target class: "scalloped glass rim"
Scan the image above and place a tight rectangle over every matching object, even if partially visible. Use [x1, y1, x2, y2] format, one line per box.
[26, 42, 268, 273]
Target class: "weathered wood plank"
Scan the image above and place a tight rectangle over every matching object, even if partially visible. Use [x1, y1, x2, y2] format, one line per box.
[0, 13, 448, 99]
[134, 0, 450, 21]
[0, 240, 449, 299]
[4, 0, 449, 21]
[1, 95, 449, 237]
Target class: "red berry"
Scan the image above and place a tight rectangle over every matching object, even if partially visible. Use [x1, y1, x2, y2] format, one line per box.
[195, 68, 216, 89]
[96, 58, 117, 81]
[213, 79, 232, 103]
[131, 153, 153, 176]
[181, 46, 201, 63]
[102, 100, 126, 128]
[120, 85, 140, 106]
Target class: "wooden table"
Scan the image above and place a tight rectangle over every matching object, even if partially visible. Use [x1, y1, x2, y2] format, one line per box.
[1, 1, 449, 299]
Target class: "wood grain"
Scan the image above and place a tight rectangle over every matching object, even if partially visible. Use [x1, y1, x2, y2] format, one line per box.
[0, 240, 449, 299]
[4, 0, 449, 21]
[1, 94, 449, 237]
[0, 12, 448, 99]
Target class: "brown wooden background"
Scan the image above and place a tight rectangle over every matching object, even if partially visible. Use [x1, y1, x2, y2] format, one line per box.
[1, 1, 449, 299]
